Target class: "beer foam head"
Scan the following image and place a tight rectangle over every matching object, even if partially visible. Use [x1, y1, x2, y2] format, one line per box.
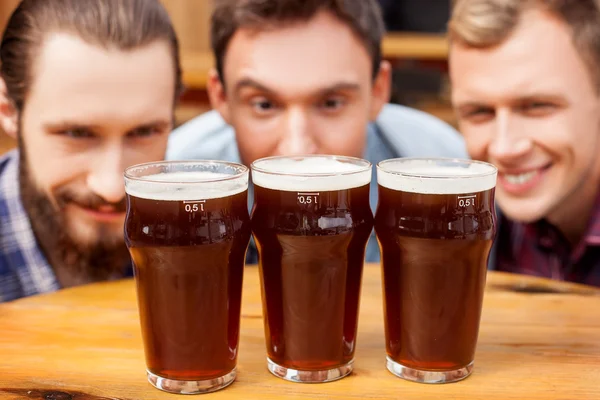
[251, 156, 371, 192]
[377, 158, 497, 194]
[125, 170, 248, 201]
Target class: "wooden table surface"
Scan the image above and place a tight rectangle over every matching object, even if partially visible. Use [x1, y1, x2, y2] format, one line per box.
[181, 33, 448, 90]
[1, 264, 599, 399]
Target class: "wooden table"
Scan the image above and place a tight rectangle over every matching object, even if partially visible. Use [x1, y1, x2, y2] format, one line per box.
[1, 265, 599, 399]
[181, 33, 448, 90]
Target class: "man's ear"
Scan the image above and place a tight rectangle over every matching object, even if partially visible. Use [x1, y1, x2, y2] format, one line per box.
[207, 68, 232, 124]
[0, 78, 18, 138]
[369, 60, 392, 121]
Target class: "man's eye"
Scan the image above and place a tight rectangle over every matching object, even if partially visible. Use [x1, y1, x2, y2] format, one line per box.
[62, 128, 94, 138]
[250, 98, 277, 114]
[462, 108, 494, 123]
[319, 97, 346, 111]
[128, 127, 159, 138]
[520, 102, 556, 116]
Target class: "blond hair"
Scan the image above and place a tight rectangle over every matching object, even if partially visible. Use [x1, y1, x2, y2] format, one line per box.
[449, 0, 600, 87]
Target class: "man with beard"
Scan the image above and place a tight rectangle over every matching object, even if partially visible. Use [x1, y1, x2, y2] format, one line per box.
[0, 0, 182, 302]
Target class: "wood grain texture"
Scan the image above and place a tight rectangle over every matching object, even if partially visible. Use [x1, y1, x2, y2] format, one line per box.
[160, 0, 213, 54]
[1, 265, 599, 399]
[382, 33, 448, 60]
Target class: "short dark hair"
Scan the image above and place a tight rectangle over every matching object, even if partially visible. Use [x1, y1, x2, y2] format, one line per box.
[1, 0, 183, 112]
[211, 0, 386, 85]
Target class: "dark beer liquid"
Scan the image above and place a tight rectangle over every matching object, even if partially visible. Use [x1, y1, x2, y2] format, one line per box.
[125, 191, 251, 381]
[375, 185, 496, 371]
[251, 184, 373, 371]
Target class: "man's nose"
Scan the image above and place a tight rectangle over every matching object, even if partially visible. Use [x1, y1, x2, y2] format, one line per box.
[86, 147, 126, 204]
[488, 109, 533, 163]
[276, 108, 317, 155]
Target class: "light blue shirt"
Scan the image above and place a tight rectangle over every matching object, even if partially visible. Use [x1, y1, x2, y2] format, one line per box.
[166, 103, 468, 262]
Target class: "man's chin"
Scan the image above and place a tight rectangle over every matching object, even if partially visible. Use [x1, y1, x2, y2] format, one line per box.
[496, 197, 549, 224]
[64, 224, 126, 251]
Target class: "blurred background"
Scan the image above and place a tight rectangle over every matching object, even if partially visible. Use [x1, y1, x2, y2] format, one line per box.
[0, 0, 454, 154]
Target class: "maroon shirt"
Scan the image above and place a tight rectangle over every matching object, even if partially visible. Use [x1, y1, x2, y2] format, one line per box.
[495, 193, 600, 287]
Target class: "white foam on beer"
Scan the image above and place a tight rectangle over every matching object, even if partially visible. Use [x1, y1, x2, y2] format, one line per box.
[252, 157, 371, 192]
[378, 160, 497, 194]
[125, 171, 248, 201]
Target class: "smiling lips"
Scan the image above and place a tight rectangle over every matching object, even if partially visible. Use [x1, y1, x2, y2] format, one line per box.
[497, 163, 552, 195]
[503, 170, 538, 185]
[76, 204, 125, 223]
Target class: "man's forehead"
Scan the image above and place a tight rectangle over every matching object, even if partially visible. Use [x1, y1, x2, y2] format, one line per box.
[450, 9, 594, 104]
[32, 32, 174, 92]
[24, 32, 175, 125]
[222, 11, 372, 92]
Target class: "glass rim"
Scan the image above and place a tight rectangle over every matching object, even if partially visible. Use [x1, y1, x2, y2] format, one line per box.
[123, 160, 249, 185]
[377, 157, 497, 180]
[250, 154, 372, 178]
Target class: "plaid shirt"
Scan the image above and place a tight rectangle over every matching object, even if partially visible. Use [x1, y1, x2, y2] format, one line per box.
[0, 150, 133, 302]
[496, 191, 600, 287]
[0, 150, 60, 302]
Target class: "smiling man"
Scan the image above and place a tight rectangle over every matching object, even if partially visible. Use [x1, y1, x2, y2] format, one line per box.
[0, 0, 182, 302]
[449, 0, 600, 285]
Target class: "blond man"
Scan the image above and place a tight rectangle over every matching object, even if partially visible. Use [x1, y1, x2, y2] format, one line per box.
[449, 0, 600, 285]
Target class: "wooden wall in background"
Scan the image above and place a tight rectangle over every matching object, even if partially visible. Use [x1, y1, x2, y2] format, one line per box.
[0, 0, 19, 31]
[161, 0, 213, 54]
[159, 0, 215, 124]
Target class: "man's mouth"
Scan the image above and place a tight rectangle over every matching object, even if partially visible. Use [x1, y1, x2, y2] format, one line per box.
[498, 164, 552, 194]
[72, 204, 125, 223]
[503, 170, 538, 185]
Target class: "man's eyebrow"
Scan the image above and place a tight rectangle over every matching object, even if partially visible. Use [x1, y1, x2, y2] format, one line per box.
[234, 78, 361, 96]
[234, 78, 275, 94]
[43, 119, 172, 133]
[43, 121, 101, 132]
[455, 101, 492, 111]
[318, 82, 361, 94]
[456, 93, 568, 111]
[130, 120, 172, 129]
[514, 93, 568, 105]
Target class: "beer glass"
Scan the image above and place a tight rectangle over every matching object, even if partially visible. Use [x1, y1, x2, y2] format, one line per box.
[375, 158, 497, 384]
[251, 155, 373, 383]
[124, 161, 251, 394]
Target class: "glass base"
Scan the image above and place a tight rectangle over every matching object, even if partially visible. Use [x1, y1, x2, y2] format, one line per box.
[267, 358, 353, 383]
[386, 357, 473, 384]
[147, 368, 236, 394]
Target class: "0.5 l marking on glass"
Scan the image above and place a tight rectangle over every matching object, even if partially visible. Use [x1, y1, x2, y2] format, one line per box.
[297, 192, 319, 205]
[183, 200, 206, 213]
[457, 195, 476, 208]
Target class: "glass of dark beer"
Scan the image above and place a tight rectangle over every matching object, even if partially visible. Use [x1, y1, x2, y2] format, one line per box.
[124, 161, 251, 394]
[375, 158, 497, 384]
[251, 155, 374, 383]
